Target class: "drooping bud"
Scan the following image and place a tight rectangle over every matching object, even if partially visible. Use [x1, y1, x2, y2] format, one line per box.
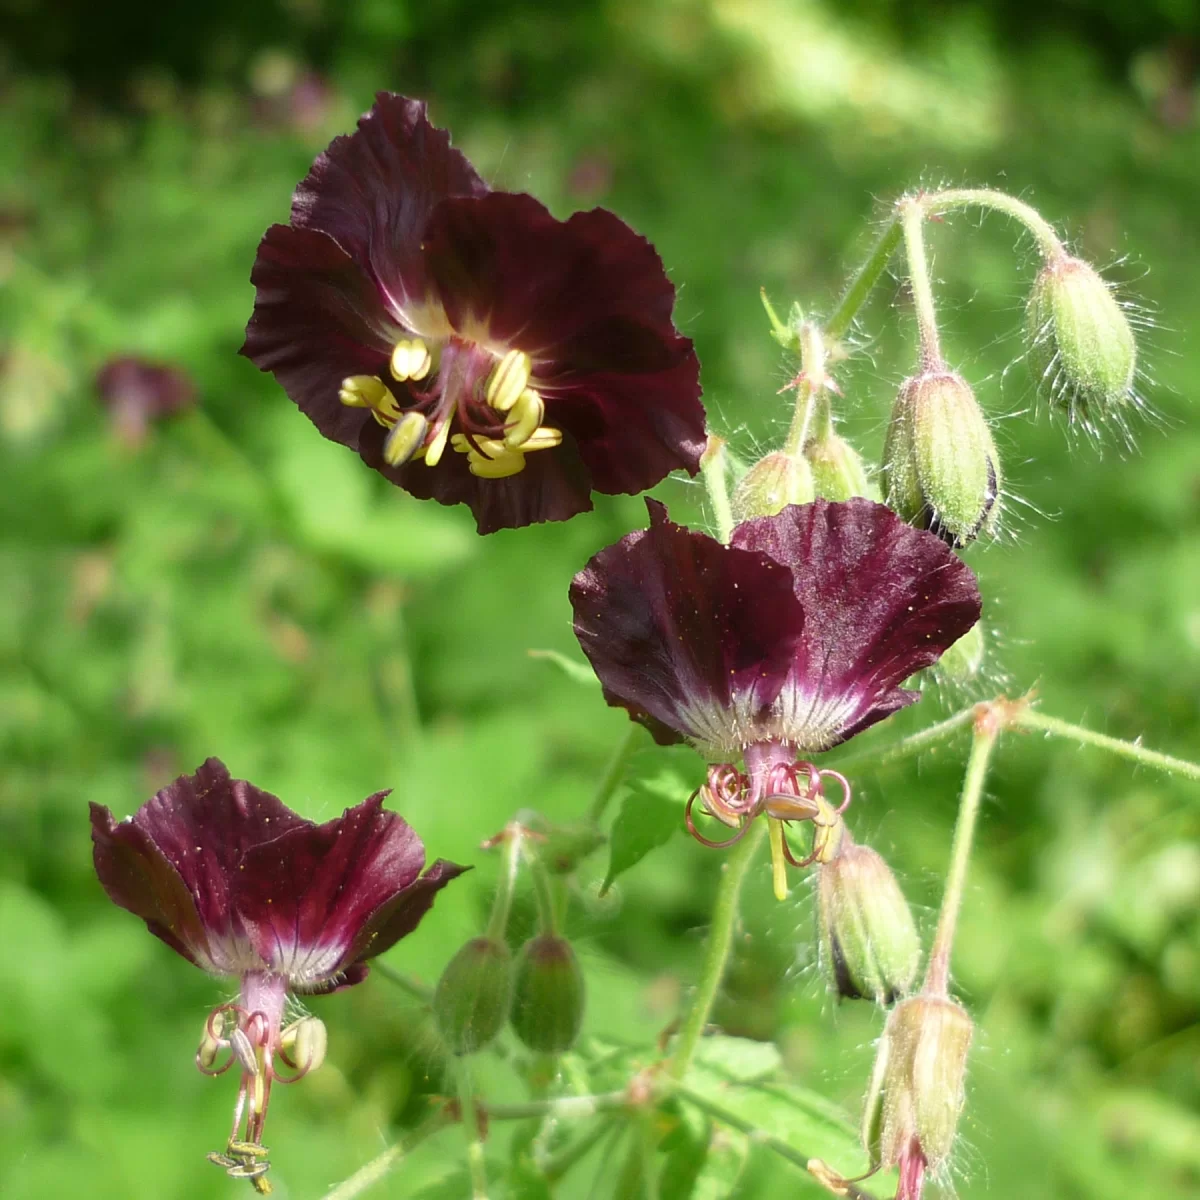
[882, 371, 1000, 547]
[433, 936, 514, 1055]
[862, 994, 973, 1179]
[510, 933, 586, 1054]
[817, 834, 921, 1005]
[804, 431, 873, 501]
[1026, 255, 1136, 426]
[932, 623, 985, 688]
[730, 451, 815, 523]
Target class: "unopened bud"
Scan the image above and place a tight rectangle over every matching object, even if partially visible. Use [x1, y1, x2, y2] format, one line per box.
[280, 1015, 327, 1073]
[804, 432, 872, 501]
[510, 933, 586, 1054]
[731, 452, 815, 523]
[1026, 256, 1136, 424]
[862, 994, 973, 1174]
[817, 836, 920, 1005]
[882, 371, 1000, 547]
[932, 623, 985, 687]
[433, 936, 514, 1055]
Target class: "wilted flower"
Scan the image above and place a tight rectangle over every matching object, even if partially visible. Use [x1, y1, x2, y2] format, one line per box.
[241, 92, 705, 533]
[95, 356, 195, 444]
[570, 498, 981, 879]
[90, 758, 465, 1187]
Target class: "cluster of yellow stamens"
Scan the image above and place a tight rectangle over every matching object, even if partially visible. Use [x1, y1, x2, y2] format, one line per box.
[338, 341, 563, 479]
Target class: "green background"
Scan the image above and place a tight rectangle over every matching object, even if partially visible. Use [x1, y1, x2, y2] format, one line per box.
[2, 1, 1198, 1197]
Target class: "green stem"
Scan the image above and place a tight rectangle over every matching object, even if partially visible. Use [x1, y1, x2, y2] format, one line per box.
[667, 821, 766, 1080]
[1013, 709, 1200, 783]
[825, 215, 905, 342]
[322, 1110, 455, 1200]
[920, 188, 1065, 261]
[899, 197, 943, 369]
[523, 841, 561, 934]
[831, 704, 979, 772]
[486, 826, 523, 942]
[588, 725, 640, 824]
[458, 1061, 489, 1200]
[540, 1115, 622, 1183]
[485, 1089, 631, 1122]
[701, 438, 735, 543]
[925, 717, 999, 996]
[782, 323, 826, 456]
[371, 960, 434, 1003]
[674, 1084, 884, 1200]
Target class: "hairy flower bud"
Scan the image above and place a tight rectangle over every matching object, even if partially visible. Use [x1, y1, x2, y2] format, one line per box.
[817, 836, 921, 1005]
[510, 933, 586, 1054]
[1026, 256, 1136, 425]
[433, 936, 514, 1055]
[863, 994, 973, 1176]
[882, 371, 1000, 547]
[932, 623, 985, 687]
[805, 432, 873, 501]
[731, 451, 815, 523]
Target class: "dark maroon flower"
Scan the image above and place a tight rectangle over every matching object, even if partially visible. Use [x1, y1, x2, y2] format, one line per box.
[95, 356, 195, 444]
[570, 498, 981, 878]
[91, 758, 465, 1183]
[241, 92, 705, 534]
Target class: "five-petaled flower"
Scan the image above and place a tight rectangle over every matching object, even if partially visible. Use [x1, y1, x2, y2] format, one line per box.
[90, 758, 465, 1189]
[570, 497, 981, 882]
[241, 92, 706, 533]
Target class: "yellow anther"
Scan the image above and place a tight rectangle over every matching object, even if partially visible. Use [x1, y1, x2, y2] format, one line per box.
[382, 411, 429, 467]
[423, 418, 452, 468]
[504, 387, 545, 448]
[520, 426, 563, 452]
[486, 349, 532, 413]
[280, 1016, 327, 1073]
[340, 375, 400, 423]
[468, 449, 527, 478]
[390, 339, 433, 382]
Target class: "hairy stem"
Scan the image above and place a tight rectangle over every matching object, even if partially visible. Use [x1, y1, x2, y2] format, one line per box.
[899, 197, 943, 369]
[486, 826, 523, 942]
[783, 322, 827, 456]
[701, 437, 735, 543]
[920, 187, 1065, 261]
[322, 1110, 455, 1200]
[1013, 709, 1200, 783]
[371, 960, 434, 1003]
[831, 704, 979, 772]
[925, 714, 999, 996]
[825, 215, 905, 342]
[458, 1061, 489, 1200]
[667, 821, 766, 1080]
[588, 725, 640, 824]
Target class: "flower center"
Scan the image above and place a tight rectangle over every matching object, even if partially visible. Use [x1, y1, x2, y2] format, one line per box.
[339, 337, 563, 478]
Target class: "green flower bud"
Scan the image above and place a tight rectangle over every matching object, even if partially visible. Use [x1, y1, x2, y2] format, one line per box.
[817, 836, 921, 1005]
[932, 622, 985, 687]
[1026, 256, 1136, 425]
[862, 994, 973, 1173]
[804, 432, 873, 501]
[731, 451, 815, 523]
[433, 936, 514, 1055]
[882, 371, 1000, 547]
[510, 933, 586, 1054]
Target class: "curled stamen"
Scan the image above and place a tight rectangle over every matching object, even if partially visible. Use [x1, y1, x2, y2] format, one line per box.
[197, 1005, 244, 1077]
[685, 787, 753, 849]
[817, 768, 853, 814]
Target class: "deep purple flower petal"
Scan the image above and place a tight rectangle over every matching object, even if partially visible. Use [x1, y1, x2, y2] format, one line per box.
[732, 498, 982, 748]
[423, 193, 706, 493]
[570, 499, 806, 748]
[90, 802, 216, 970]
[241, 223, 400, 448]
[290, 92, 488, 313]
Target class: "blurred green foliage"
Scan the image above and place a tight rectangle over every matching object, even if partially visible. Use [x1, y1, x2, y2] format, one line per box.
[2, 1, 1199, 1197]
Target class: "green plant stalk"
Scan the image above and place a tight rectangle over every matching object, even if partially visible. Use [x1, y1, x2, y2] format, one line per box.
[322, 1109, 455, 1200]
[371, 960, 434, 1003]
[522, 841, 561, 934]
[824, 216, 905, 342]
[486, 825, 524, 942]
[920, 188, 1065, 261]
[899, 197, 943, 369]
[540, 1115, 622, 1183]
[782, 322, 828, 456]
[458, 1060, 489, 1200]
[667, 820, 766, 1080]
[1013, 709, 1200, 782]
[588, 724, 640, 824]
[701, 438, 735, 543]
[924, 719, 999, 995]
[831, 704, 979, 772]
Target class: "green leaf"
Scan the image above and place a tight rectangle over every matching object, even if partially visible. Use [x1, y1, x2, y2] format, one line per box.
[601, 782, 682, 894]
[693, 1035, 783, 1083]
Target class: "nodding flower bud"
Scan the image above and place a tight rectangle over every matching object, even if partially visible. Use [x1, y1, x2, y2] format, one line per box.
[731, 451, 816, 523]
[862, 994, 974, 1187]
[804, 431, 873, 502]
[882, 371, 1000, 547]
[1026, 255, 1136, 426]
[510, 933, 586, 1054]
[932, 622, 986, 687]
[433, 936, 514, 1055]
[817, 835, 921, 1005]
